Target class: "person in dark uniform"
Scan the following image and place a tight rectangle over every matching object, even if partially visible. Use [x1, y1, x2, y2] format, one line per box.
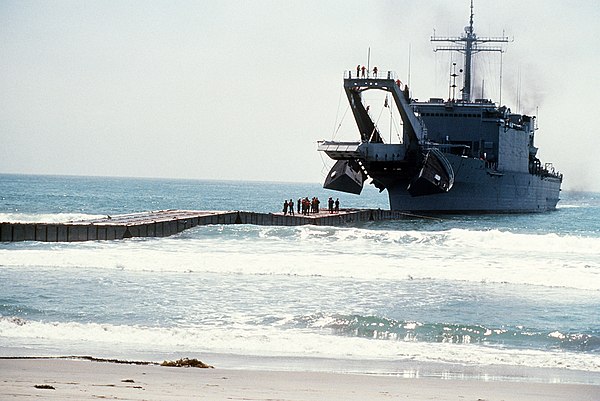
[283, 200, 288, 215]
[328, 197, 334, 214]
[334, 198, 340, 213]
[288, 199, 294, 216]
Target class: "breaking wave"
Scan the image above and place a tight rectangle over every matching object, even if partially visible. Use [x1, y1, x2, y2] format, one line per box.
[0, 316, 598, 372]
[2, 225, 598, 290]
[295, 313, 600, 353]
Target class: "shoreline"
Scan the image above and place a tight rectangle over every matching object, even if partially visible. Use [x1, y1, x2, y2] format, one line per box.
[3, 352, 600, 385]
[1, 357, 598, 401]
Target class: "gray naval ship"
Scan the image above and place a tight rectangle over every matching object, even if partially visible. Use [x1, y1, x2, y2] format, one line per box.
[318, 3, 563, 213]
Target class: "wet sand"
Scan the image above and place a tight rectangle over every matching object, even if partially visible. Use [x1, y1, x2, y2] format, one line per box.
[1, 357, 598, 401]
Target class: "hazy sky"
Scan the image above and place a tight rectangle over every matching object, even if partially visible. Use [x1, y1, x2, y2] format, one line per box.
[1, 0, 599, 192]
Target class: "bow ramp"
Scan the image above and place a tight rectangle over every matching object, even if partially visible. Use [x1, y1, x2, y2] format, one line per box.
[319, 71, 426, 194]
[344, 71, 424, 146]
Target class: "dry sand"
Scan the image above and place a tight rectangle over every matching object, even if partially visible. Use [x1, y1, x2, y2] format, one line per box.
[1, 357, 598, 400]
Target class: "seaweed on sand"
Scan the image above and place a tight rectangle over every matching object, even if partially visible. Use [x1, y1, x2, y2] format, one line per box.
[161, 358, 214, 368]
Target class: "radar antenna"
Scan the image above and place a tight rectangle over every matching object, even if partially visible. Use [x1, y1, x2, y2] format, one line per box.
[431, 0, 509, 102]
[449, 62, 460, 100]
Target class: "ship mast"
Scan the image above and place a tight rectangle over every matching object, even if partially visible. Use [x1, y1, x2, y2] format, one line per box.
[431, 0, 509, 102]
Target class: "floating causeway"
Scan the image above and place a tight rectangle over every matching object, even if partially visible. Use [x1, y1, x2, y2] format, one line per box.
[1, 209, 408, 242]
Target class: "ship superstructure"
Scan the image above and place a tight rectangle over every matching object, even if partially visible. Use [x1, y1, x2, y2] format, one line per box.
[318, 2, 562, 213]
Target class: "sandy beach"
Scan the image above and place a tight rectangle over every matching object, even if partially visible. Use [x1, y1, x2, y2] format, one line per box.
[1, 357, 598, 401]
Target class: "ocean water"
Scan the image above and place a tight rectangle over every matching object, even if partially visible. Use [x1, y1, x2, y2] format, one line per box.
[1, 174, 599, 383]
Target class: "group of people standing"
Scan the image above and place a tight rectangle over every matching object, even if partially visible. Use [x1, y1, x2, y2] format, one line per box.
[282, 197, 340, 216]
[355, 64, 378, 79]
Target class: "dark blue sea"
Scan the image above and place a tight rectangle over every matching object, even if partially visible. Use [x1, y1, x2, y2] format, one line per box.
[1, 174, 599, 384]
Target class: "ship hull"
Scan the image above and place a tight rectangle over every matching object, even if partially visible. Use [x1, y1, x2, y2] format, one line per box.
[382, 155, 561, 213]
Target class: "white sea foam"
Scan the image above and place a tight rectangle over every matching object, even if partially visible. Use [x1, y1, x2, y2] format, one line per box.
[1, 318, 598, 373]
[2, 226, 598, 290]
[0, 212, 105, 223]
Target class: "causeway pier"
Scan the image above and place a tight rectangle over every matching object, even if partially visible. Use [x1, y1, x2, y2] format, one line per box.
[1, 209, 408, 243]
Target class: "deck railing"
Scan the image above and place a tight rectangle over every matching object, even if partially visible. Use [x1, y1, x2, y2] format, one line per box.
[344, 69, 399, 81]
